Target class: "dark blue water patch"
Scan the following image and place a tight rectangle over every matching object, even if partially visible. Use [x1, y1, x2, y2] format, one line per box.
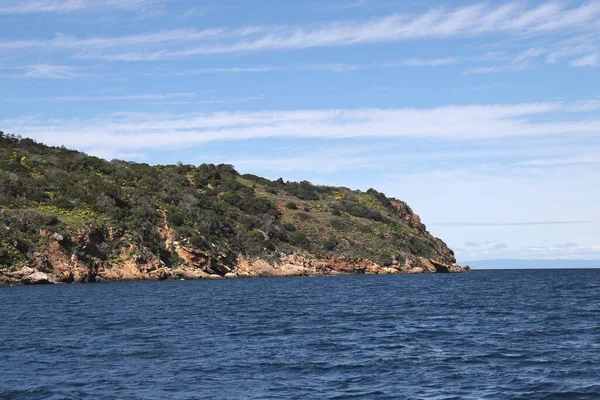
[1, 269, 600, 399]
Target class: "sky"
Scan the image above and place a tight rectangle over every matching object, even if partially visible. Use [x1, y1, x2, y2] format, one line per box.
[1, 0, 599, 263]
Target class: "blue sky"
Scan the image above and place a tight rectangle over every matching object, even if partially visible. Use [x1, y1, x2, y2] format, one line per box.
[1, 0, 599, 262]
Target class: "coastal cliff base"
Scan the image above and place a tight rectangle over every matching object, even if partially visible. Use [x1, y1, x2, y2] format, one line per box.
[0, 249, 470, 285]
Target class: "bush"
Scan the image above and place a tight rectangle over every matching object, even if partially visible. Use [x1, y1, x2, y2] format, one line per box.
[286, 202, 298, 210]
[297, 212, 312, 222]
[409, 236, 433, 257]
[330, 218, 350, 232]
[337, 200, 384, 222]
[323, 236, 338, 251]
[167, 210, 185, 226]
[366, 188, 393, 209]
[283, 222, 296, 232]
[290, 231, 310, 250]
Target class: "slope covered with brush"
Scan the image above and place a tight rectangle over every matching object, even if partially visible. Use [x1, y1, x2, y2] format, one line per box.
[0, 132, 468, 284]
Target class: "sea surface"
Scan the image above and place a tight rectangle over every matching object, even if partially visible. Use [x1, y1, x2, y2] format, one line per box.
[1, 269, 600, 399]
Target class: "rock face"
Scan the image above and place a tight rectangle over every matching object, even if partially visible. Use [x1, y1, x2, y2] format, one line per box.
[1, 267, 55, 285]
[0, 201, 470, 285]
[0, 226, 470, 285]
[1, 258, 470, 285]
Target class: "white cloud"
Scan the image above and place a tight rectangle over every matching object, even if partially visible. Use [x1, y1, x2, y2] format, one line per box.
[384, 57, 458, 67]
[88, 2, 600, 60]
[0, 0, 156, 14]
[190, 141, 600, 177]
[513, 48, 546, 63]
[432, 221, 588, 227]
[464, 48, 546, 74]
[10, 64, 87, 79]
[4, 92, 264, 104]
[2, 101, 599, 156]
[34, 92, 196, 101]
[175, 59, 458, 75]
[458, 242, 600, 261]
[453, 83, 501, 92]
[464, 64, 530, 74]
[516, 154, 600, 166]
[231, 153, 376, 174]
[177, 66, 284, 75]
[2, 2, 599, 61]
[570, 54, 600, 67]
[197, 96, 265, 105]
[545, 31, 600, 64]
[332, 0, 375, 10]
[0, 28, 261, 51]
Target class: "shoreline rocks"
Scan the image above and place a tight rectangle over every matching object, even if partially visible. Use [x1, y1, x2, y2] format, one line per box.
[0, 255, 470, 286]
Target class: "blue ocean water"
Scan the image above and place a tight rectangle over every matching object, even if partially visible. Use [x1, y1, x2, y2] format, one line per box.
[1, 269, 599, 399]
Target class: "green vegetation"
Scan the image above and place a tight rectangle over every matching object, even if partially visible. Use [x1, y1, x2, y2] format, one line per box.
[0, 132, 449, 270]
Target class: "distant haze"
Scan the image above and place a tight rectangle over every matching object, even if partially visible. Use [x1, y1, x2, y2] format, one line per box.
[463, 259, 600, 270]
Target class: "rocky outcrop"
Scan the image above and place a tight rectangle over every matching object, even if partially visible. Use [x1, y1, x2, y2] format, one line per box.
[1, 198, 469, 286]
[1, 211, 470, 285]
[1, 209, 470, 285]
[1, 245, 470, 285]
[1, 267, 56, 285]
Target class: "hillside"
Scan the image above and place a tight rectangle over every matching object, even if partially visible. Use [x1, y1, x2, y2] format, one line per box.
[0, 132, 468, 284]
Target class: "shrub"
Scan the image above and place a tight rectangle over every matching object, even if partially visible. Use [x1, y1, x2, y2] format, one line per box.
[297, 212, 312, 221]
[337, 200, 385, 222]
[167, 210, 185, 227]
[283, 222, 296, 232]
[330, 218, 350, 232]
[323, 236, 338, 251]
[290, 231, 310, 250]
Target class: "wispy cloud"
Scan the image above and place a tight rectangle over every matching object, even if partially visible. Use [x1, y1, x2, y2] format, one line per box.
[177, 66, 285, 75]
[390, 57, 458, 67]
[464, 48, 546, 74]
[516, 154, 600, 166]
[11, 92, 197, 101]
[4, 93, 264, 106]
[431, 221, 589, 227]
[465, 64, 531, 74]
[0, 0, 158, 14]
[2, 2, 599, 61]
[224, 144, 387, 173]
[180, 7, 204, 18]
[2, 100, 599, 156]
[197, 96, 265, 105]
[175, 58, 458, 75]
[459, 242, 600, 261]
[3, 64, 88, 79]
[513, 48, 546, 63]
[231, 153, 376, 173]
[465, 240, 499, 247]
[332, 0, 376, 10]
[453, 83, 501, 92]
[570, 54, 600, 67]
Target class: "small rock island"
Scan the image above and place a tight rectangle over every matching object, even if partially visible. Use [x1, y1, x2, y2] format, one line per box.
[0, 132, 469, 285]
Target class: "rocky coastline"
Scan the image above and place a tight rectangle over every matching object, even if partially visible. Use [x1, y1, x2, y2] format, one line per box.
[2, 216, 470, 285]
[0, 251, 470, 285]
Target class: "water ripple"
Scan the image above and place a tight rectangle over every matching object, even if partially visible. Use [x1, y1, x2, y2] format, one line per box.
[1, 269, 599, 399]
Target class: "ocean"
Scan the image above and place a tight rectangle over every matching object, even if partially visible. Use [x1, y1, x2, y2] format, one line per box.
[1, 269, 599, 399]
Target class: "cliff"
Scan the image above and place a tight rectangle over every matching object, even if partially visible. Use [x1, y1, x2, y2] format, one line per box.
[0, 132, 469, 285]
